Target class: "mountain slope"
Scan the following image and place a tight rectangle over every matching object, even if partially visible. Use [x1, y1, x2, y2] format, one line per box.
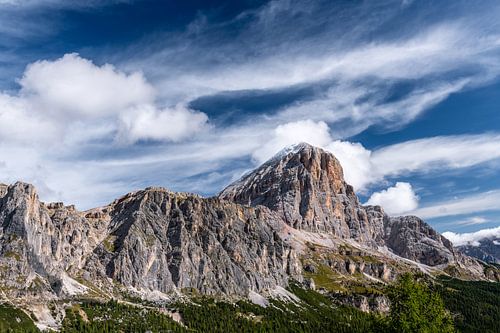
[0, 143, 497, 330]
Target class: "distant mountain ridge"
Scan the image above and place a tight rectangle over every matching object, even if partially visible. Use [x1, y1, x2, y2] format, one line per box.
[0, 143, 498, 330]
[457, 237, 500, 264]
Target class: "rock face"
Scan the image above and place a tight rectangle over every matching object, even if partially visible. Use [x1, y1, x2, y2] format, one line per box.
[0, 182, 108, 298]
[384, 216, 456, 266]
[87, 188, 301, 296]
[219, 143, 385, 245]
[0, 182, 301, 300]
[0, 143, 497, 308]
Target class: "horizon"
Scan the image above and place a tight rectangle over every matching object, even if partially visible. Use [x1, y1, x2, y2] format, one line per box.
[1, 0, 500, 245]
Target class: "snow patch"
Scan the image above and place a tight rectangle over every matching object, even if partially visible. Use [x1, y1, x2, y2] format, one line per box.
[248, 290, 269, 308]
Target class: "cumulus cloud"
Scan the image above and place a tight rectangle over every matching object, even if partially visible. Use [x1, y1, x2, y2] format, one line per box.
[19, 53, 155, 118]
[1, 53, 208, 144]
[365, 182, 419, 215]
[252, 120, 500, 193]
[443, 226, 500, 247]
[0, 93, 57, 144]
[325, 140, 372, 190]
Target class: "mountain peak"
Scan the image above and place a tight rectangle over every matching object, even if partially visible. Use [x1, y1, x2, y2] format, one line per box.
[220, 144, 383, 241]
[264, 142, 334, 166]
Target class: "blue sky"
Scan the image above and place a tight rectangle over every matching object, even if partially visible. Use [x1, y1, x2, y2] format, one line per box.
[1, 0, 500, 242]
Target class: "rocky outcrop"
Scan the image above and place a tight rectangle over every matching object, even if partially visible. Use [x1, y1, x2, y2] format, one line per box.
[0, 182, 108, 298]
[84, 187, 301, 296]
[0, 143, 497, 309]
[0, 182, 302, 300]
[219, 143, 385, 245]
[383, 215, 456, 266]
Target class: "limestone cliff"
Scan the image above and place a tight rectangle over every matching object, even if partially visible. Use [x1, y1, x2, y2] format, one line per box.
[219, 143, 385, 245]
[0, 143, 497, 313]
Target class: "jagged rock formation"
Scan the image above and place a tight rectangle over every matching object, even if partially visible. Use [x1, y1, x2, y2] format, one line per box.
[0, 183, 302, 301]
[0, 142, 497, 324]
[0, 182, 108, 298]
[383, 215, 456, 266]
[85, 188, 301, 296]
[219, 143, 385, 245]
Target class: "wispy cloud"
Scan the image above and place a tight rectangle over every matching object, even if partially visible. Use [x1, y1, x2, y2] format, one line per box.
[411, 190, 500, 219]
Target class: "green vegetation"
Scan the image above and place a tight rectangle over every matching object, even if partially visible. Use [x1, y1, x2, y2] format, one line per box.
[60, 300, 186, 333]
[0, 303, 40, 333]
[3, 251, 21, 261]
[178, 283, 381, 333]
[384, 274, 454, 333]
[3, 274, 499, 332]
[102, 236, 116, 252]
[436, 276, 500, 333]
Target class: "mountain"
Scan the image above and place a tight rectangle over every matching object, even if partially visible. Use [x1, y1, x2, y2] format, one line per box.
[219, 143, 385, 244]
[0, 143, 498, 330]
[457, 238, 500, 264]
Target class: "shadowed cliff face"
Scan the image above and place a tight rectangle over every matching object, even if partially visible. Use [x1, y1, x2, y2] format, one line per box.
[219, 143, 385, 245]
[89, 188, 302, 295]
[0, 183, 302, 299]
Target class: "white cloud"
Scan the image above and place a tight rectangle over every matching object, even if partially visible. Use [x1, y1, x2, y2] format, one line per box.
[454, 216, 490, 226]
[0, 93, 57, 144]
[443, 226, 500, 247]
[250, 120, 500, 194]
[370, 134, 500, 178]
[117, 103, 208, 143]
[20, 53, 155, 118]
[1, 1, 500, 215]
[365, 182, 419, 215]
[410, 190, 500, 219]
[252, 120, 332, 163]
[325, 140, 372, 190]
[0, 53, 208, 145]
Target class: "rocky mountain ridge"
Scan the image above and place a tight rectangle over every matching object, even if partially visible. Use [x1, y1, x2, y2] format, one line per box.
[0, 143, 497, 330]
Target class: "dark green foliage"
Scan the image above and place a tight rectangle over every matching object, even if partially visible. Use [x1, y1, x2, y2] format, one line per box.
[384, 273, 455, 333]
[60, 300, 187, 333]
[0, 303, 40, 333]
[436, 276, 500, 333]
[178, 283, 383, 333]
